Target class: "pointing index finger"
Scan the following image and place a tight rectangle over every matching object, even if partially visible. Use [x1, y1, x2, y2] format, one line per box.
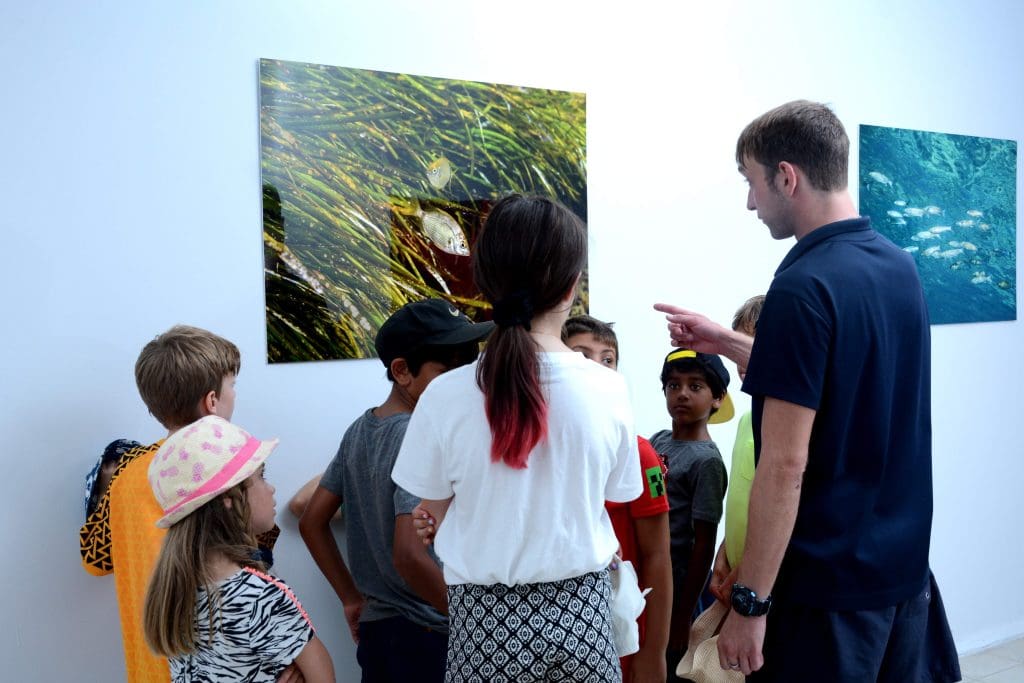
[653, 302, 689, 316]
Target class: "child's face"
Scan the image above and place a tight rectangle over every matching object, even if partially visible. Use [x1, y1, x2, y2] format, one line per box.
[407, 361, 453, 402]
[663, 368, 722, 426]
[246, 465, 277, 535]
[565, 332, 617, 370]
[406, 343, 480, 402]
[212, 374, 237, 421]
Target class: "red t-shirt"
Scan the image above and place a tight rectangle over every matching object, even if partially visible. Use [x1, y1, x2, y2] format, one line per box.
[605, 436, 669, 674]
[606, 437, 669, 563]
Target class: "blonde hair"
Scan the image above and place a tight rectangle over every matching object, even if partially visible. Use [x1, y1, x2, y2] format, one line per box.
[732, 295, 766, 335]
[143, 483, 262, 658]
[135, 325, 241, 429]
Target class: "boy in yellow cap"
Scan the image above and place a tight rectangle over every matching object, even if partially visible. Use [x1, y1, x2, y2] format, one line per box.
[649, 349, 733, 682]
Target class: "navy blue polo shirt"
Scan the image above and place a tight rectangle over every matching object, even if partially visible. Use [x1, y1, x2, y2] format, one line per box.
[743, 217, 933, 610]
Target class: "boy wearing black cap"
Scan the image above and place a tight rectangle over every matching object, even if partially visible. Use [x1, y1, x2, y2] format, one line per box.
[649, 349, 733, 681]
[299, 299, 492, 683]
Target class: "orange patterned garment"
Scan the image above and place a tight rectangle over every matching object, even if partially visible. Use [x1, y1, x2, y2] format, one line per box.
[80, 442, 170, 682]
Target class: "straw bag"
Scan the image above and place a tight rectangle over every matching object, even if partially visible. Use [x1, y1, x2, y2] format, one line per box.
[675, 601, 743, 683]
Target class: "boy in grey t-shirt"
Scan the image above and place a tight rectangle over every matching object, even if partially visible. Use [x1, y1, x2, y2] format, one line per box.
[648, 349, 733, 682]
[299, 299, 492, 683]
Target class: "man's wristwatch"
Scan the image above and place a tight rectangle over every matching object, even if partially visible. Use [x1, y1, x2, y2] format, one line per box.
[730, 583, 772, 617]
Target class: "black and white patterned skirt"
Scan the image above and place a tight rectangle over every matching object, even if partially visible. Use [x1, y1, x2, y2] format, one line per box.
[445, 570, 620, 682]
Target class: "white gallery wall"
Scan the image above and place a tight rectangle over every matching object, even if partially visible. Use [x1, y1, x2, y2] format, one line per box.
[1, 1, 1020, 679]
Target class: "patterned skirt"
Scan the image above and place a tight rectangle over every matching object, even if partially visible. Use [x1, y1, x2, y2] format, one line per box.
[446, 570, 621, 682]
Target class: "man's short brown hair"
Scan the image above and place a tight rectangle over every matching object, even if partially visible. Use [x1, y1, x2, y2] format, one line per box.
[736, 100, 849, 192]
[134, 325, 241, 429]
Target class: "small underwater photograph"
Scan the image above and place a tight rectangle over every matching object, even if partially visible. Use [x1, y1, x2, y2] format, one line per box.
[859, 124, 1016, 325]
[259, 58, 588, 363]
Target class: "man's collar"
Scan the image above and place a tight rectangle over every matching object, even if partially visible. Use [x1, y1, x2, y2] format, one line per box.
[776, 217, 872, 274]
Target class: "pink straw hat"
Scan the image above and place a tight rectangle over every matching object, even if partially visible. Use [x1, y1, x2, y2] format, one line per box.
[148, 415, 278, 528]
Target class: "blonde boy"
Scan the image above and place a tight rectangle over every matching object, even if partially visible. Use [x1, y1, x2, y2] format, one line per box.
[79, 325, 249, 683]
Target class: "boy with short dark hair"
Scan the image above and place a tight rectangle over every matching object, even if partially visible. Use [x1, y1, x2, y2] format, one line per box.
[649, 349, 732, 681]
[299, 299, 492, 683]
[562, 315, 672, 683]
[79, 325, 249, 683]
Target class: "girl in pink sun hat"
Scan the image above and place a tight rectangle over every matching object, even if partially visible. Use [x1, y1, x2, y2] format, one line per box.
[142, 415, 335, 682]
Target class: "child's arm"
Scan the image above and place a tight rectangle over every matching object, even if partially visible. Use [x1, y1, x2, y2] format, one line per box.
[79, 495, 115, 575]
[288, 474, 340, 520]
[631, 512, 672, 682]
[670, 519, 718, 650]
[79, 446, 144, 575]
[709, 540, 738, 604]
[93, 460, 119, 508]
[411, 497, 452, 543]
[298, 486, 364, 644]
[410, 503, 437, 545]
[290, 635, 335, 683]
[393, 513, 448, 614]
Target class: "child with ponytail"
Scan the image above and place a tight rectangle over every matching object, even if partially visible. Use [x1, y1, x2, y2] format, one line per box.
[393, 194, 641, 682]
[143, 415, 334, 682]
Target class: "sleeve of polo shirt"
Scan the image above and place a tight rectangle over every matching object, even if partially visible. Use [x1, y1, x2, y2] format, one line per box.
[742, 286, 831, 410]
[391, 395, 453, 501]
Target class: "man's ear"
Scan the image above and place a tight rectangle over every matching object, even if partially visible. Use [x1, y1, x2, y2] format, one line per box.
[390, 358, 413, 386]
[712, 395, 723, 409]
[776, 161, 800, 198]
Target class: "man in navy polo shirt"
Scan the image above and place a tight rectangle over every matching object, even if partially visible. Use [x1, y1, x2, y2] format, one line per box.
[655, 101, 959, 682]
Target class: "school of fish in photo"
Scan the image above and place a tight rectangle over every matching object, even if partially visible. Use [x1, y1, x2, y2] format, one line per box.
[859, 125, 1017, 325]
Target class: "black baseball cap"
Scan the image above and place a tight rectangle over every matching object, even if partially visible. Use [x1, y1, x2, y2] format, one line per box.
[375, 299, 494, 367]
[661, 349, 735, 424]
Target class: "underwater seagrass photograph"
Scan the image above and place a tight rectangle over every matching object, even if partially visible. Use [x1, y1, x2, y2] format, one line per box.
[259, 58, 588, 363]
[859, 124, 1016, 325]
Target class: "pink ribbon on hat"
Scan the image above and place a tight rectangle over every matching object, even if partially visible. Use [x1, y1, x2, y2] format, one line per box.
[161, 435, 262, 517]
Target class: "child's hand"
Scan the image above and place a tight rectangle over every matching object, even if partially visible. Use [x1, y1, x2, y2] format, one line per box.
[275, 663, 304, 683]
[411, 504, 437, 545]
[343, 595, 365, 644]
[709, 541, 737, 604]
[608, 551, 622, 571]
[629, 644, 667, 683]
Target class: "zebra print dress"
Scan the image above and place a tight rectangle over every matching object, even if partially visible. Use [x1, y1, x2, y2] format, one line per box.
[169, 567, 314, 682]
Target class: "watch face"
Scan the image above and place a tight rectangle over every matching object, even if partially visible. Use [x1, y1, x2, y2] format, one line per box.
[733, 586, 753, 613]
[731, 584, 770, 616]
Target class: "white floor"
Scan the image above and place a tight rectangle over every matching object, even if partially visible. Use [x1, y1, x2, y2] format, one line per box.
[960, 637, 1024, 682]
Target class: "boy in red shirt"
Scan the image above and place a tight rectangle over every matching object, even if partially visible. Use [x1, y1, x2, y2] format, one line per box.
[564, 315, 671, 683]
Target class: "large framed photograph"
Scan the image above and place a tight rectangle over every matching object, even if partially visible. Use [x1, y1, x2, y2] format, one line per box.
[259, 59, 588, 362]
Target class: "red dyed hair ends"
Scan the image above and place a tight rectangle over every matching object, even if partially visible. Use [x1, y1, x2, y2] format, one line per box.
[472, 195, 587, 468]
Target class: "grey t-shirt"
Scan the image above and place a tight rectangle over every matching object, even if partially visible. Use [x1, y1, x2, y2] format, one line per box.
[648, 432, 727, 581]
[320, 409, 447, 632]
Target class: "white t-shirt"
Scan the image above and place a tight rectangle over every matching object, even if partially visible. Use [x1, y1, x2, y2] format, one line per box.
[392, 351, 641, 586]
